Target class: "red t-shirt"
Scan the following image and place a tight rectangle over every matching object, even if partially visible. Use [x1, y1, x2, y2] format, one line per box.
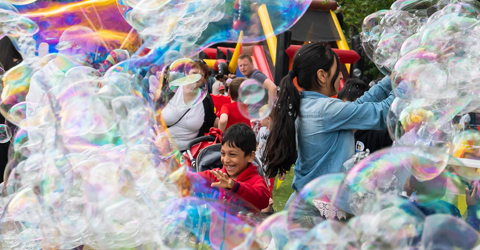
[220, 102, 251, 130]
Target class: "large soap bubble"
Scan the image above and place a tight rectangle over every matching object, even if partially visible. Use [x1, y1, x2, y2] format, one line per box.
[237, 79, 273, 120]
[163, 58, 207, 110]
[6, 0, 480, 248]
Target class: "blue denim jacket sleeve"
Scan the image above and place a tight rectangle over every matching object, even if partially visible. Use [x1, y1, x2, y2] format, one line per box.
[355, 76, 392, 104]
[319, 93, 394, 132]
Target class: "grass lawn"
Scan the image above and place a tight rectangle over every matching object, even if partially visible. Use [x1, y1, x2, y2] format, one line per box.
[271, 171, 295, 211]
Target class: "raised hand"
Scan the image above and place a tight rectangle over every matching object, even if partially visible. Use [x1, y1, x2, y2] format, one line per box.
[466, 181, 480, 207]
[211, 170, 235, 189]
[148, 124, 176, 156]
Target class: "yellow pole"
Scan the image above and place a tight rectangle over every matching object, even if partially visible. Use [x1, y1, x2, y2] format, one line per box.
[258, 4, 277, 65]
[330, 10, 350, 73]
[228, 31, 243, 73]
[204, 59, 216, 69]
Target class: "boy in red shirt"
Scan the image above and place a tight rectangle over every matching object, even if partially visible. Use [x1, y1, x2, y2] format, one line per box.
[219, 77, 251, 132]
[184, 124, 269, 249]
[195, 123, 270, 210]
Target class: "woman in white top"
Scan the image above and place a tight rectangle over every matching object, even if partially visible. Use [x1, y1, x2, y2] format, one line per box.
[161, 61, 218, 151]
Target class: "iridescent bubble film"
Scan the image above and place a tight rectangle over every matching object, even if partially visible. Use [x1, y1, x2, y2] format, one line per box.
[3, 0, 480, 248]
[0, 0, 315, 249]
[237, 79, 273, 121]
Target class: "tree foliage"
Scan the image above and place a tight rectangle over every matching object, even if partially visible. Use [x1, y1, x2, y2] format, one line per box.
[336, 0, 397, 34]
[326, 0, 397, 80]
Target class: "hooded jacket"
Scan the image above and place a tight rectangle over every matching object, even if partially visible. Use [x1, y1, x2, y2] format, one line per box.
[197, 163, 270, 210]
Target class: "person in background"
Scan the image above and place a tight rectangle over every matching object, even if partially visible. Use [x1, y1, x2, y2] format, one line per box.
[0, 36, 22, 71]
[27, 26, 100, 105]
[207, 68, 216, 94]
[212, 74, 226, 95]
[225, 78, 232, 93]
[337, 78, 393, 153]
[0, 36, 22, 180]
[238, 54, 277, 99]
[219, 77, 251, 132]
[218, 85, 226, 96]
[238, 54, 275, 136]
[256, 111, 277, 213]
[161, 61, 218, 151]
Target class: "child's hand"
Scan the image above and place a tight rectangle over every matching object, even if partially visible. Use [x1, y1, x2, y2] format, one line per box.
[148, 124, 176, 155]
[261, 198, 274, 213]
[466, 181, 480, 207]
[211, 170, 235, 189]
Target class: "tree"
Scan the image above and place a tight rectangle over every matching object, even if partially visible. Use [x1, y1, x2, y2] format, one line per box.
[328, 0, 397, 80]
[336, 0, 397, 36]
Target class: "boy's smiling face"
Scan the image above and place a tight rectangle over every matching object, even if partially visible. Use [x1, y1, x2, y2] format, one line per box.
[221, 143, 255, 179]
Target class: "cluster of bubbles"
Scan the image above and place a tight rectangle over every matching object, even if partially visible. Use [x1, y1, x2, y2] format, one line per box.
[0, 0, 310, 249]
[240, 146, 480, 249]
[362, 0, 480, 153]
[4, 0, 480, 248]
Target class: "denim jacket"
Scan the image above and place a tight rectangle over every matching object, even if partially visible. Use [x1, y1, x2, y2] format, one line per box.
[292, 76, 395, 191]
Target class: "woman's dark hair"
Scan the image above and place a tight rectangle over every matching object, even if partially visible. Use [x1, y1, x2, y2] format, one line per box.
[0, 36, 22, 72]
[222, 123, 256, 156]
[337, 78, 370, 102]
[263, 43, 339, 178]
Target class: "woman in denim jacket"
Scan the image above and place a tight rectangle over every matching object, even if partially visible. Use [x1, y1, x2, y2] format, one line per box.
[262, 43, 394, 209]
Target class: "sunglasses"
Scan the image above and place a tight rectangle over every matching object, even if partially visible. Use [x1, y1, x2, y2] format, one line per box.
[193, 59, 207, 65]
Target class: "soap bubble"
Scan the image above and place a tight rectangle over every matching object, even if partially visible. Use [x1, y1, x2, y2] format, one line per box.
[400, 33, 421, 56]
[287, 220, 359, 249]
[391, 0, 438, 11]
[347, 199, 424, 249]
[361, 10, 388, 61]
[237, 79, 273, 120]
[0, 1, 38, 40]
[15, 0, 480, 248]
[163, 58, 207, 110]
[421, 214, 480, 249]
[0, 124, 12, 143]
[243, 211, 289, 249]
[392, 46, 448, 100]
[331, 147, 449, 215]
[287, 173, 346, 229]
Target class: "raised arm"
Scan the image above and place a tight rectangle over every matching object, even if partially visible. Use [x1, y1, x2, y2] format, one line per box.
[355, 76, 392, 104]
[319, 93, 394, 132]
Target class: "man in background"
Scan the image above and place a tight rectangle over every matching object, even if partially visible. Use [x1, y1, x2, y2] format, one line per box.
[238, 54, 277, 99]
[26, 25, 100, 105]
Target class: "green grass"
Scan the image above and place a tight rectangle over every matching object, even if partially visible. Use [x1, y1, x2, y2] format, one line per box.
[272, 171, 295, 211]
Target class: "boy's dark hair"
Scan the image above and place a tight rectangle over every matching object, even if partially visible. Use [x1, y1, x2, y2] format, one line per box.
[222, 123, 256, 156]
[337, 78, 370, 102]
[228, 77, 246, 101]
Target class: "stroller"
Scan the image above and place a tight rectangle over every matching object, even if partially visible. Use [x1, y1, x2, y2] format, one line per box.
[185, 133, 267, 180]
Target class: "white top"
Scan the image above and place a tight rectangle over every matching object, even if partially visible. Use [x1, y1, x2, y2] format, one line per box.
[27, 60, 65, 106]
[162, 88, 204, 151]
[256, 126, 269, 167]
[211, 80, 224, 95]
